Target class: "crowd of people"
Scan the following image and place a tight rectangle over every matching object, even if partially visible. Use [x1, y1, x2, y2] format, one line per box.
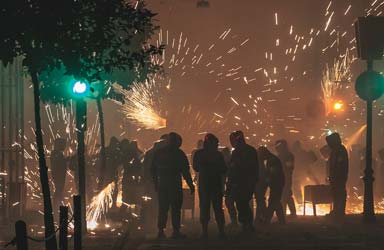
[49, 130, 350, 239]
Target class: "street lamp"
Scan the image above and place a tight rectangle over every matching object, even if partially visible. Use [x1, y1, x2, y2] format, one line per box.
[355, 16, 384, 223]
[70, 80, 90, 231]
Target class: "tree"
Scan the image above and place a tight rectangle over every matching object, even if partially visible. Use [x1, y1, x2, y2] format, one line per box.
[1, 0, 161, 246]
[38, 0, 162, 229]
[0, 1, 81, 249]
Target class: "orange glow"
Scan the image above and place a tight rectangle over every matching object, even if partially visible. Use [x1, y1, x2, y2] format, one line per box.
[333, 101, 343, 111]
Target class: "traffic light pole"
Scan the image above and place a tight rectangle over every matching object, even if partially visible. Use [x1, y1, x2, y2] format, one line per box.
[363, 60, 376, 223]
[75, 99, 87, 232]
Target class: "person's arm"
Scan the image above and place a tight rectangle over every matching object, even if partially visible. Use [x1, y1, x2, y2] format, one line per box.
[151, 151, 159, 190]
[180, 152, 195, 193]
[192, 150, 200, 173]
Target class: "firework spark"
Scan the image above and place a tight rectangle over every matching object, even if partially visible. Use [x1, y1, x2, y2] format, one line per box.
[116, 80, 167, 130]
[86, 181, 115, 230]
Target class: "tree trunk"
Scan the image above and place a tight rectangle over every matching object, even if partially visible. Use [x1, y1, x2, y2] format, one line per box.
[75, 99, 87, 232]
[30, 69, 58, 250]
[96, 98, 107, 190]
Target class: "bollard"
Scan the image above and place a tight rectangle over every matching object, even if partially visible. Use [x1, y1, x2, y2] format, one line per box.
[15, 220, 28, 250]
[59, 206, 68, 250]
[73, 195, 82, 250]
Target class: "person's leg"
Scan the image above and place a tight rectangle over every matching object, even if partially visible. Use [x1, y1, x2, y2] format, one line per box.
[334, 184, 346, 218]
[212, 192, 225, 236]
[255, 184, 267, 221]
[171, 188, 184, 237]
[274, 188, 286, 224]
[225, 195, 238, 225]
[281, 190, 288, 216]
[236, 196, 253, 231]
[330, 184, 338, 216]
[340, 186, 347, 216]
[157, 190, 170, 237]
[287, 194, 297, 216]
[199, 189, 210, 238]
[266, 187, 283, 223]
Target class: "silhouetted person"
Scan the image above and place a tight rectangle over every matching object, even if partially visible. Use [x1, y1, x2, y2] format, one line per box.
[258, 146, 285, 224]
[228, 131, 259, 232]
[141, 134, 169, 232]
[151, 132, 195, 239]
[121, 139, 143, 208]
[222, 147, 238, 226]
[276, 139, 297, 217]
[193, 134, 227, 239]
[326, 133, 348, 221]
[51, 138, 68, 209]
[191, 139, 204, 183]
[254, 157, 268, 223]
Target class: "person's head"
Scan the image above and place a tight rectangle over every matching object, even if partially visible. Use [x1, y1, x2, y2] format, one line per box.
[203, 133, 219, 151]
[275, 139, 288, 155]
[197, 139, 204, 149]
[160, 134, 169, 142]
[229, 130, 245, 148]
[325, 132, 342, 149]
[54, 138, 66, 151]
[110, 136, 119, 147]
[257, 146, 271, 161]
[168, 132, 182, 149]
[119, 139, 130, 152]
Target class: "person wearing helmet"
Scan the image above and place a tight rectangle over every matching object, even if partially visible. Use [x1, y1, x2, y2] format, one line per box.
[275, 139, 297, 218]
[326, 132, 349, 221]
[193, 133, 227, 239]
[151, 132, 195, 239]
[227, 131, 259, 232]
[258, 146, 286, 224]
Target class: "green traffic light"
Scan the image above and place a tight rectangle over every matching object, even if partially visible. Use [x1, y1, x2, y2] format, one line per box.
[71, 81, 89, 97]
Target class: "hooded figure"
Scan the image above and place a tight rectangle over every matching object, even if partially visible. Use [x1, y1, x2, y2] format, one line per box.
[151, 132, 195, 239]
[193, 133, 227, 239]
[275, 139, 297, 217]
[258, 146, 286, 224]
[326, 132, 348, 220]
[227, 131, 259, 232]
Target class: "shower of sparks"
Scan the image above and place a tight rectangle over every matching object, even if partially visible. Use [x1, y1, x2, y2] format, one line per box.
[16, 1, 384, 224]
[86, 181, 115, 230]
[321, 49, 354, 115]
[116, 80, 167, 130]
[24, 102, 100, 208]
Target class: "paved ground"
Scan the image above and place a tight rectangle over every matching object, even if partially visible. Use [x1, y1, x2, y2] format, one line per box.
[2, 215, 384, 250]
